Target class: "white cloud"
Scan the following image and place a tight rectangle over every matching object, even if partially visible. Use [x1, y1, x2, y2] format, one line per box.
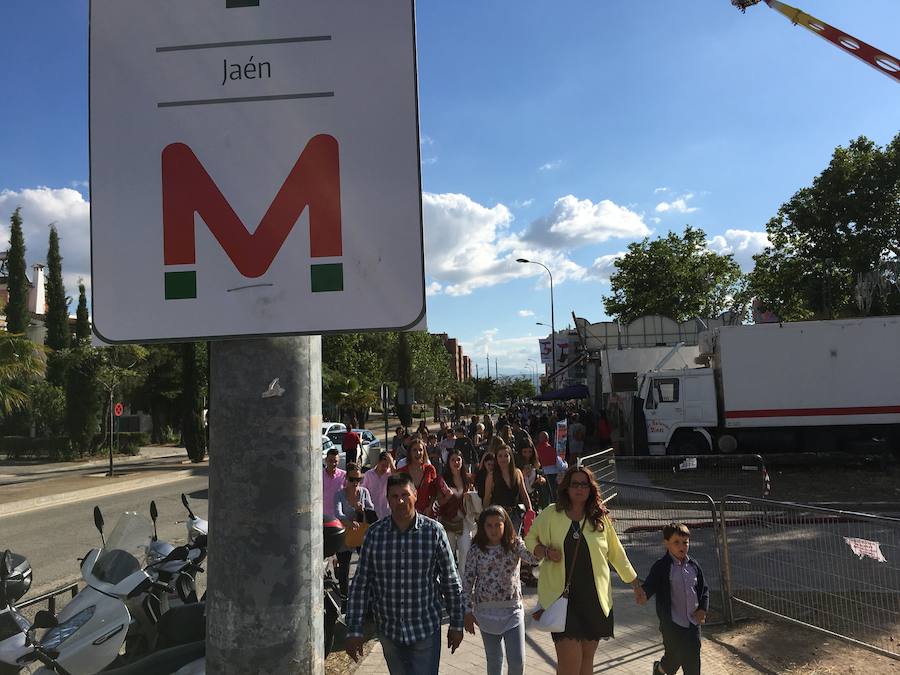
[655, 193, 698, 214]
[0, 187, 91, 305]
[538, 160, 563, 172]
[512, 199, 534, 209]
[588, 252, 626, 283]
[422, 192, 589, 296]
[461, 329, 543, 372]
[708, 229, 771, 270]
[520, 195, 650, 248]
[425, 281, 443, 296]
[420, 135, 434, 146]
[650, 216, 662, 224]
[654, 186, 671, 194]
[517, 309, 535, 317]
[421, 156, 438, 166]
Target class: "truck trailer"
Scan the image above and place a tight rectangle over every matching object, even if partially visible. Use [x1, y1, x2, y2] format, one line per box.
[636, 317, 900, 455]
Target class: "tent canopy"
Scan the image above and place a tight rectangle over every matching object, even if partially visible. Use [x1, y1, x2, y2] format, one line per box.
[533, 383, 590, 401]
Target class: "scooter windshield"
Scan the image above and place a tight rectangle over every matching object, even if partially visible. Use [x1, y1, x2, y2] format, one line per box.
[92, 512, 153, 585]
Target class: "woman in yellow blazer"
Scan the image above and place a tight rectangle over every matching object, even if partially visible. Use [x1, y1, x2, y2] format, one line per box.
[525, 465, 643, 675]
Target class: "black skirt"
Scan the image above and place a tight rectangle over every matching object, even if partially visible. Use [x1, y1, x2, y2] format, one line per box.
[552, 519, 615, 643]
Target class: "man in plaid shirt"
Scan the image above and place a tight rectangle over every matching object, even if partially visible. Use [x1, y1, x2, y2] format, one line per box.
[345, 472, 464, 674]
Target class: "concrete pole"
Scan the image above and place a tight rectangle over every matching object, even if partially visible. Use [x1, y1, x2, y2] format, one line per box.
[207, 336, 323, 674]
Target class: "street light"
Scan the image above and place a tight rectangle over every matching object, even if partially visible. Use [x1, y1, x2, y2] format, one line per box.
[518, 258, 556, 388]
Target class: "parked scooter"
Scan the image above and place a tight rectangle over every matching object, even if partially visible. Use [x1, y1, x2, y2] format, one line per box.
[146, 500, 206, 607]
[0, 508, 191, 675]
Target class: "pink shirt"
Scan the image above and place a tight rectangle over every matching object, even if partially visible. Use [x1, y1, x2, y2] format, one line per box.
[361, 468, 392, 520]
[323, 468, 346, 517]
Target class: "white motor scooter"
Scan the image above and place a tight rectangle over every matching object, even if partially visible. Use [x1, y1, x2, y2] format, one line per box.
[1, 507, 189, 675]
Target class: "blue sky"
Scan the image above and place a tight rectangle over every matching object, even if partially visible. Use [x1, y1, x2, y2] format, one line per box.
[1, 1, 899, 377]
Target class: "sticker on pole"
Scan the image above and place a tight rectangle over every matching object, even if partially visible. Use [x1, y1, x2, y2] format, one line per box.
[89, 0, 425, 342]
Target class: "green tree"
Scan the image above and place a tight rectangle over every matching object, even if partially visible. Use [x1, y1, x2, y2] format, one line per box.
[603, 226, 744, 323]
[64, 345, 102, 456]
[749, 134, 900, 320]
[0, 331, 47, 415]
[181, 342, 206, 463]
[75, 281, 90, 340]
[45, 225, 70, 350]
[5, 208, 30, 333]
[131, 344, 183, 443]
[408, 332, 453, 414]
[27, 380, 66, 436]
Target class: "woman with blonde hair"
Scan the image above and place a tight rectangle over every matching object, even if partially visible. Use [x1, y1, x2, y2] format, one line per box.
[525, 466, 642, 675]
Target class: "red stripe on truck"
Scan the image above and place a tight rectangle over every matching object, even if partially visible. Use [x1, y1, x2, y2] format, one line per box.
[726, 405, 900, 419]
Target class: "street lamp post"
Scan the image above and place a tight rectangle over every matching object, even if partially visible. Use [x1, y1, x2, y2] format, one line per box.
[518, 258, 556, 388]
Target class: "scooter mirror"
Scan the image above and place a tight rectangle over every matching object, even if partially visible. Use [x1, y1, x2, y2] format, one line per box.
[93, 506, 105, 534]
[150, 501, 158, 522]
[0, 550, 11, 580]
[181, 493, 196, 519]
[32, 610, 58, 630]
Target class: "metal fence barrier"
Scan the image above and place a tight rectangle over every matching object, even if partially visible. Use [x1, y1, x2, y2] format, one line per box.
[581, 450, 770, 500]
[598, 480, 729, 625]
[15, 582, 80, 623]
[722, 495, 900, 660]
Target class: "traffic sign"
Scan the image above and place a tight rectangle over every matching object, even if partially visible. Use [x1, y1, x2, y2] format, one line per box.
[114, 402, 124, 417]
[89, 0, 425, 342]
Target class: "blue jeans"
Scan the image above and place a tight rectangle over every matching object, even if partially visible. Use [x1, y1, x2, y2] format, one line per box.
[481, 623, 525, 675]
[380, 630, 441, 675]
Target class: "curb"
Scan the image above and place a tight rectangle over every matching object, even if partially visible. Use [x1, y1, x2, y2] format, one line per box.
[0, 448, 187, 476]
[0, 469, 197, 519]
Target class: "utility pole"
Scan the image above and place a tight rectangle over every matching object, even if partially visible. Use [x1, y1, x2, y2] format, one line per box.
[207, 337, 323, 673]
[486, 354, 490, 379]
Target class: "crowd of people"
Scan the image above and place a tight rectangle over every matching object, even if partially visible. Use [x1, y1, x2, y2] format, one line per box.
[323, 404, 708, 675]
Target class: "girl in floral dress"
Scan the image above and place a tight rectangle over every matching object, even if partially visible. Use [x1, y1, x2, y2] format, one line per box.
[462, 505, 542, 675]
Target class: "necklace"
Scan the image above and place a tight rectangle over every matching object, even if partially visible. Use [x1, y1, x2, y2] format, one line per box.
[570, 519, 582, 540]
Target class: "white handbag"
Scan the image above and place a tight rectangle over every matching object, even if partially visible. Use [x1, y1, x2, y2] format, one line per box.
[532, 518, 586, 633]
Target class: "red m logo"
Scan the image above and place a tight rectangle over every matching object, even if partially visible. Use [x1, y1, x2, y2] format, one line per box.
[162, 134, 342, 296]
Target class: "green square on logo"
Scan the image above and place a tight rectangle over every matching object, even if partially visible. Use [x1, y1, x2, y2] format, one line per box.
[311, 263, 343, 293]
[165, 271, 197, 300]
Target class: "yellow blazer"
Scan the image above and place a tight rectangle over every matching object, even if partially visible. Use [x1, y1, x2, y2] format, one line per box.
[524, 505, 637, 617]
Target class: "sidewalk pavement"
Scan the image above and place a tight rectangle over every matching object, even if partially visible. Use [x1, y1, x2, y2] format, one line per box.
[0, 445, 187, 477]
[0, 447, 204, 518]
[354, 586, 760, 674]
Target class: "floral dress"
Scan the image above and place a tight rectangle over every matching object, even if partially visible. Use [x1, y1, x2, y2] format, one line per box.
[462, 538, 539, 634]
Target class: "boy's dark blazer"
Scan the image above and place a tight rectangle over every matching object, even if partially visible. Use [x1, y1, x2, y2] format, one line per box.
[641, 554, 710, 629]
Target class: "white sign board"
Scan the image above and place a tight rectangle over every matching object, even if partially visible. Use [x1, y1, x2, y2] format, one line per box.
[89, 0, 425, 342]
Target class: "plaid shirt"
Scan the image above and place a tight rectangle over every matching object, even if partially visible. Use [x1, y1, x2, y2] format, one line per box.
[345, 512, 464, 644]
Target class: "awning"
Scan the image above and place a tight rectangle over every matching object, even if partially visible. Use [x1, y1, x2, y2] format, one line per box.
[533, 383, 590, 401]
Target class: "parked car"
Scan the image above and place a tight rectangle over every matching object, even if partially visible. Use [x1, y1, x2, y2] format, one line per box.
[322, 422, 347, 436]
[321, 434, 345, 469]
[327, 428, 382, 468]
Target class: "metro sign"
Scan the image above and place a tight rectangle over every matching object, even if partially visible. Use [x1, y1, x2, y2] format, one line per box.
[161, 134, 343, 299]
[89, 0, 424, 342]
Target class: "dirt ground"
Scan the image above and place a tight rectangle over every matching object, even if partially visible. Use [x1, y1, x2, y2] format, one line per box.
[706, 617, 900, 674]
[765, 463, 900, 504]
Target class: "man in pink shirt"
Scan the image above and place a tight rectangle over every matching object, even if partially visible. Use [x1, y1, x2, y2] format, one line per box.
[361, 451, 394, 520]
[323, 448, 346, 517]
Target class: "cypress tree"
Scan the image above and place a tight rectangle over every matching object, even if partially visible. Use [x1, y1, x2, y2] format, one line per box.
[65, 345, 102, 457]
[5, 208, 30, 333]
[45, 225, 70, 350]
[181, 342, 207, 462]
[75, 282, 90, 341]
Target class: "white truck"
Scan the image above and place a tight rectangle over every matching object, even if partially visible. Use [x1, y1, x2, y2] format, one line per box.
[636, 317, 900, 455]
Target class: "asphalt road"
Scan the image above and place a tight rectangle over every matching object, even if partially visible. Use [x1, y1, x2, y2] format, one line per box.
[3, 472, 209, 597]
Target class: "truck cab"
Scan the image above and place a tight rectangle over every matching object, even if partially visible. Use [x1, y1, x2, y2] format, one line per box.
[638, 368, 718, 455]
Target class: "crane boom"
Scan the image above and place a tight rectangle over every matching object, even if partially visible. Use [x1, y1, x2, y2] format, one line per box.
[735, 0, 900, 83]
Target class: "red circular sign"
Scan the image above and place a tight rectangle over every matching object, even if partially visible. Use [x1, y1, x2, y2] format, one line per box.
[114, 403, 124, 417]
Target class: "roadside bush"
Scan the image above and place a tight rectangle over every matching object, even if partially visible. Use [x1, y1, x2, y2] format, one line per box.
[0, 436, 73, 461]
[117, 432, 151, 456]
